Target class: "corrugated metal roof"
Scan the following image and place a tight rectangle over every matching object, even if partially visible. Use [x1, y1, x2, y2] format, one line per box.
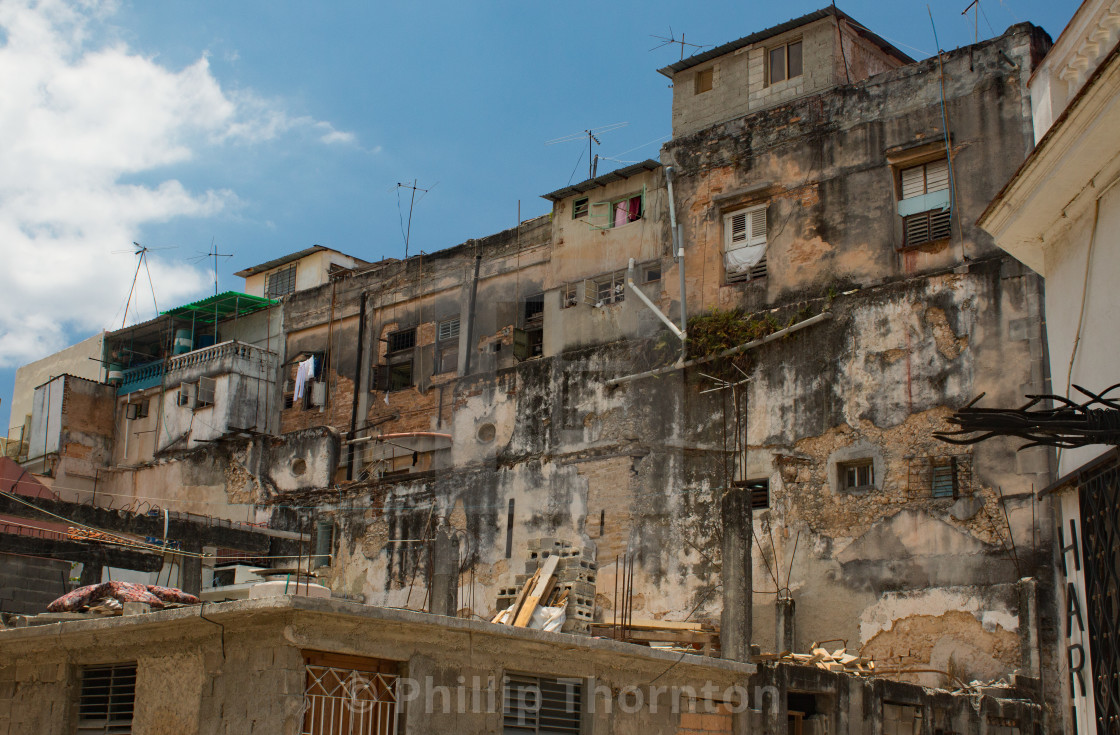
[160, 291, 277, 324]
[232, 245, 367, 278]
[541, 160, 662, 202]
[656, 6, 913, 78]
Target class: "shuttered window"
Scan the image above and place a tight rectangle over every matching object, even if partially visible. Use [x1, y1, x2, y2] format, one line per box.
[266, 265, 297, 298]
[900, 159, 951, 247]
[503, 674, 582, 734]
[724, 204, 768, 283]
[77, 663, 136, 734]
[438, 318, 460, 342]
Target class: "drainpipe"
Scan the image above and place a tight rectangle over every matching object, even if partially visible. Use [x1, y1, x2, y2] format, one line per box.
[665, 166, 687, 362]
[461, 252, 482, 377]
[626, 259, 684, 355]
[346, 291, 369, 481]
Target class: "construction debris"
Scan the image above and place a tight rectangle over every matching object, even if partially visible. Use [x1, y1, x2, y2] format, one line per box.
[494, 538, 596, 634]
[754, 643, 875, 675]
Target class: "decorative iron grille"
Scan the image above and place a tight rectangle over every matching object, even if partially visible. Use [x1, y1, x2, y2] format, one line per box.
[77, 663, 136, 734]
[302, 664, 399, 735]
[1077, 457, 1120, 732]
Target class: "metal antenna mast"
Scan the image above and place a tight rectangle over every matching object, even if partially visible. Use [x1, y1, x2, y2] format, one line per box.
[394, 180, 431, 258]
[113, 241, 176, 327]
[546, 122, 628, 181]
[650, 28, 707, 61]
[190, 238, 233, 295]
[962, 0, 980, 42]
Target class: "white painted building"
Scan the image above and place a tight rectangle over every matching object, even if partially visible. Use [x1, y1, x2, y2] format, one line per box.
[979, 1, 1120, 732]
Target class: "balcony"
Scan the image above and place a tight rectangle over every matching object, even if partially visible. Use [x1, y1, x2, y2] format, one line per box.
[116, 341, 278, 396]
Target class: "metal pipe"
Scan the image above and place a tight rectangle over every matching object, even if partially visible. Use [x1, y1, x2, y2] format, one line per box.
[345, 431, 453, 445]
[665, 166, 687, 362]
[461, 253, 482, 377]
[607, 311, 832, 387]
[626, 259, 683, 340]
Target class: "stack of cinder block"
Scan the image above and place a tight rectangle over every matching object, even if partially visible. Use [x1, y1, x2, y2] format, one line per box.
[496, 538, 597, 635]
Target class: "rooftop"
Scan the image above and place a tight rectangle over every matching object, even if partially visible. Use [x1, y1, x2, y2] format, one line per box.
[232, 245, 367, 278]
[656, 6, 914, 78]
[541, 159, 662, 202]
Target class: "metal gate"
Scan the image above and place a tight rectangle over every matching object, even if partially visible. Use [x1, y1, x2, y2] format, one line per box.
[1078, 457, 1120, 733]
[302, 664, 399, 735]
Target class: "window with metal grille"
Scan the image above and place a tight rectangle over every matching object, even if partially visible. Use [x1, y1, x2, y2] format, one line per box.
[839, 459, 875, 491]
[562, 283, 579, 309]
[303, 653, 399, 735]
[931, 458, 958, 498]
[592, 272, 626, 306]
[438, 318, 460, 342]
[266, 265, 297, 298]
[387, 328, 415, 353]
[77, 663, 136, 734]
[899, 159, 951, 248]
[724, 205, 768, 283]
[733, 479, 769, 510]
[905, 455, 971, 498]
[503, 673, 582, 734]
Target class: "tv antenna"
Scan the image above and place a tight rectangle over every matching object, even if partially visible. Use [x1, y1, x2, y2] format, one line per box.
[392, 180, 435, 258]
[546, 122, 628, 181]
[188, 238, 233, 295]
[112, 241, 176, 327]
[650, 27, 708, 61]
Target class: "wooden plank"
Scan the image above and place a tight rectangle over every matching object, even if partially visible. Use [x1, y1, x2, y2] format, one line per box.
[513, 554, 559, 627]
[504, 569, 540, 626]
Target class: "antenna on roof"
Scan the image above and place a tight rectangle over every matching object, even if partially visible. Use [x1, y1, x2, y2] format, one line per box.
[112, 242, 176, 327]
[393, 180, 433, 258]
[962, 0, 980, 42]
[189, 238, 233, 296]
[649, 27, 708, 61]
[546, 122, 628, 181]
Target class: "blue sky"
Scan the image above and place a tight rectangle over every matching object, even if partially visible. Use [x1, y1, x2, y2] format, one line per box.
[0, 0, 1077, 431]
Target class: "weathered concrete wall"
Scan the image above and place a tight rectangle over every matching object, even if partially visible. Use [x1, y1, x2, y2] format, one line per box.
[8, 331, 104, 438]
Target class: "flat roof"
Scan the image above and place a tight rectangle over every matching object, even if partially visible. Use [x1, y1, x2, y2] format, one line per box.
[233, 245, 368, 278]
[541, 159, 662, 202]
[656, 6, 914, 78]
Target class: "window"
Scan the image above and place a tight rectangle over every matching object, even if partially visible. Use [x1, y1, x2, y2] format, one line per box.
[768, 40, 803, 85]
[735, 479, 770, 510]
[303, 652, 399, 735]
[899, 159, 951, 248]
[572, 198, 589, 219]
[593, 271, 626, 306]
[388, 361, 413, 391]
[124, 400, 149, 421]
[641, 263, 661, 283]
[176, 383, 195, 407]
[562, 283, 579, 309]
[883, 703, 923, 735]
[387, 328, 416, 353]
[195, 376, 215, 409]
[724, 205, 768, 283]
[609, 194, 643, 228]
[438, 318, 460, 342]
[266, 265, 297, 298]
[839, 459, 875, 491]
[503, 673, 582, 734]
[695, 68, 713, 94]
[931, 458, 958, 499]
[523, 293, 545, 323]
[514, 328, 543, 360]
[77, 663, 136, 734]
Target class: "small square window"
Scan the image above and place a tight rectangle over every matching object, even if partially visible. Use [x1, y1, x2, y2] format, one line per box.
[438, 318, 460, 342]
[503, 673, 583, 733]
[768, 40, 803, 85]
[593, 271, 626, 305]
[642, 264, 661, 283]
[439, 345, 459, 374]
[572, 198, 589, 219]
[77, 663, 136, 732]
[695, 68, 713, 94]
[387, 328, 416, 353]
[523, 293, 544, 323]
[388, 361, 413, 391]
[735, 479, 770, 510]
[840, 459, 875, 491]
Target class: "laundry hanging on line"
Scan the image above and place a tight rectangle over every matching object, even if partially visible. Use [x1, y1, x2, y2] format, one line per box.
[293, 355, 316, 400]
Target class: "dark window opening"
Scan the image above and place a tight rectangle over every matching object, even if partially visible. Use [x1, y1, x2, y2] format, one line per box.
[388, 361, 413, 391]
[439, 345, 459, 374]
[503, 673, 583, 734]
[695, 68, 714, 94]
[839, 459, 875, 491]
[642, 264, 661, 283]
[523, 293, 545, 323]
[387, 328, 416, 353]
[572, 198, 589, 219]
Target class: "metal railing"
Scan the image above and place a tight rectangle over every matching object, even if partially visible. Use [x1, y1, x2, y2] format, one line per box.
[118, 361, 166, 395]
[302, 665, 399, 735]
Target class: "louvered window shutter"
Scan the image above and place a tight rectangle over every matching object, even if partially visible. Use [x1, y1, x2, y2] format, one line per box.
[924, 159, 949, 193]
[748, 206, 767, 246]
[728, 211, 748, 247]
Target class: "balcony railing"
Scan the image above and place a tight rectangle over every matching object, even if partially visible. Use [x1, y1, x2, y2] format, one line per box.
[118, 361, 166, 395]
[116, 341, 277, 395]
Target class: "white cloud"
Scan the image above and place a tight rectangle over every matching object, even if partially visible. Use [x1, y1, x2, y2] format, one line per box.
[0, 0, 355, 367]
